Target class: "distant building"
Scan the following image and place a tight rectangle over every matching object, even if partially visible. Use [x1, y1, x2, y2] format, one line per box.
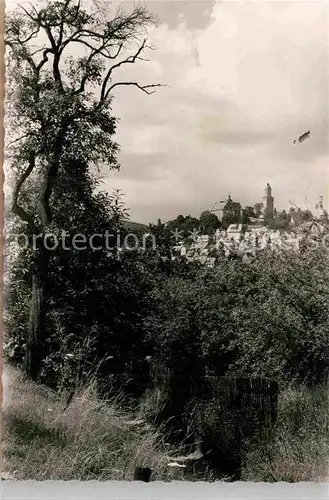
[263, 183, 274, 225]
[227, 223, 243, 234]
[168, 183, 325, 265]
[211, 183, 276, 227]
[211, 194, 242, 222]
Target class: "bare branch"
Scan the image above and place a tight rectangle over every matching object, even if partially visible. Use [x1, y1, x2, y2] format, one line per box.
[28, 1, 40, 19]
[38, 123, 69, 226]
[43, 24, 63, 90]
[30, 46, 48, 57]
[38, 162, 58, 226]
[100, 39, 151, 102]
[7, 132, 36, 147]
[105, 82, 163, 98]
[59, 31, 115, 58]
[12, 153, 37, 231]
[19, 28, 40, 45]
[36, 47, 54, 71]
[109, 43, 124, 59]
[19, 4, 39, 23]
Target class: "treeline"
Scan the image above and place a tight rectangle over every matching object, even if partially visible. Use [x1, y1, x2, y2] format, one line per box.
[149, 204, 319, 243]
[145, 239, 329, 386]
[4, 0, 328, 394]
[6, 191, 329, 390]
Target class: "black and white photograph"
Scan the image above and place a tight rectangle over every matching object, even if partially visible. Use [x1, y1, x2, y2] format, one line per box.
[2, 0, 329, 487]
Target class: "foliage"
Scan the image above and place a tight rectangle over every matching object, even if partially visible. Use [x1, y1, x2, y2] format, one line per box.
[3, 364, 196, 481]
[242, 383, 329, 482]
[5, 0, 161, 380]
[199, 211, 221, 235]
[166, 214, 200, 240]
[5, 171, 157, 389]
[253, 202, 264, 217]
[144, 225, 329, 386]
[145, 275, 203, 377]
[148, 219, 173, 258]
[244, 206, 256, 219]
[221, 212, 242, 229]
[229, 244, 329, 385]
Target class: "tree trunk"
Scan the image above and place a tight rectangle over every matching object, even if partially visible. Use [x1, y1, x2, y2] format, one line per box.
[24, 236, 50, 381]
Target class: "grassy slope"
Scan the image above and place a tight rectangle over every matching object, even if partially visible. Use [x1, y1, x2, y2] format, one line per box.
[3, 365, 328, 482]
[242, 383, 329, 482]
[2, 365, 188, 481]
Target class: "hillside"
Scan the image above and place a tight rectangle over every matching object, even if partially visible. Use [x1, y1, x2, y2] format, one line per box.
[123, 221, 148, 232]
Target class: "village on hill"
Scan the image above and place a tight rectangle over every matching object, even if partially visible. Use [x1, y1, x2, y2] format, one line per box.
[164, 184, 328, 265]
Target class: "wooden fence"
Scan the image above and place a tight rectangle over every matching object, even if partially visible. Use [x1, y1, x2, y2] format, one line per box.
[109, 371, 279, 429]
[194, 376, 279, 427]
[106, 371, 279, 477]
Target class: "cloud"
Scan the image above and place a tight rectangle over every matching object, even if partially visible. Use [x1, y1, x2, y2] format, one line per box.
[7, 0, 327, 222]
[106, 152, 172, 182]
[104, 0, 328, 223]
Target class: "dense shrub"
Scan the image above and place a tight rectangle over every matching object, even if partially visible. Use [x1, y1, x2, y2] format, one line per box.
[5, 171, 156, 390]
[242, 382, 329, 482]
[145, 233, 329, 386]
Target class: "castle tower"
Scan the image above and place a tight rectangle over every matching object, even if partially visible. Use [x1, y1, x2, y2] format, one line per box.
[263, 183, 274, 223]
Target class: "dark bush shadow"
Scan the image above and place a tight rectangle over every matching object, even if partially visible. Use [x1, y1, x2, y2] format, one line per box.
[5, 414, 68, 447]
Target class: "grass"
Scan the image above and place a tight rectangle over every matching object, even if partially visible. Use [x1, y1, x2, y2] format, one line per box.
[241, 383, 329, 482]
[4, 365, 328, 482]
[3, 364, 203, 481]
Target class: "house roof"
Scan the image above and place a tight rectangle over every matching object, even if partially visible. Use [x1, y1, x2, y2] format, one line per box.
[211, 196, 241, 212]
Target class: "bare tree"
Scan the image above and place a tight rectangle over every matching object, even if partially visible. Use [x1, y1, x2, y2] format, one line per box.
[5, 0, 162, 380]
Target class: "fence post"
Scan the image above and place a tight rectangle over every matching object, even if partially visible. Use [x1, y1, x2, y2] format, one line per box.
[270, 380, 279, 427]
[133, 467, 152, 482]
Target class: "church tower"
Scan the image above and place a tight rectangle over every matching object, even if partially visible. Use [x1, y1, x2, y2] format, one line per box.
[263, 183, 274, 223]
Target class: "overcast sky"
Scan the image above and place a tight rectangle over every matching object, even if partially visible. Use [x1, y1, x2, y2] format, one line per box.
[103, 0, 329, 223]
[6, 0, 329, 224]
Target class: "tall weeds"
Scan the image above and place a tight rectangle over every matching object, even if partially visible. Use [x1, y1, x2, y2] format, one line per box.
[3, 365, 187, 480]
[242, 383, 329, 482]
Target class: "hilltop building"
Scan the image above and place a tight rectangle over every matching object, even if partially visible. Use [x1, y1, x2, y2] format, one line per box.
[211, 194, 242, 222]
[263, 183, 274, 225]
[171, 182, 328, 266]
[211, 183, 275, 228]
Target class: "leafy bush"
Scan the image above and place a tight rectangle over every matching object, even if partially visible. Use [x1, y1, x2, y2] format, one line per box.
[5, 178, 157, 390]
[145, 238, 329, 386]
[242, 383, 329, 482]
